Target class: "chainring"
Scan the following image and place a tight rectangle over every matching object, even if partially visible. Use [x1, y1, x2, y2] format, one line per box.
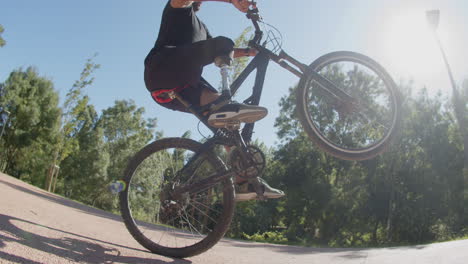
[228, 145, 266, 179]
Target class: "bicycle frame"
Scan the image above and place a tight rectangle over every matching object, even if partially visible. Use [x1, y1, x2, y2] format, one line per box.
[168, 7, 362, 197]
[169, 48, 312, 199]
[172, 45, 353, 145]
[172, 44, 313, 143]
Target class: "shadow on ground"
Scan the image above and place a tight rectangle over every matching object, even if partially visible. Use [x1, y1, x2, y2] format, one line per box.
[0, 174, 431, 263]
[0, 214, 191, 264]
[0, 178, 120, 223]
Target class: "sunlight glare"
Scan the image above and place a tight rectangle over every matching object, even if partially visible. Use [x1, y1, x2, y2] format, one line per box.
[384, 10, 442, 78]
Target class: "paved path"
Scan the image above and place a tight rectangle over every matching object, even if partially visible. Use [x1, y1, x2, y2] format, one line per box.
[1, 172, 467, 264]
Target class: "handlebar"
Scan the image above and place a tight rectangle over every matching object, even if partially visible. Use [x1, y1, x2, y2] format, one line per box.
[246, 5, 263, 46]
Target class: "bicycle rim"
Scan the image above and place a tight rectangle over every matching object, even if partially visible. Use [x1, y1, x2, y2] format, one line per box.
[120, 138, 234, 258]
[299, 51, 400, 160]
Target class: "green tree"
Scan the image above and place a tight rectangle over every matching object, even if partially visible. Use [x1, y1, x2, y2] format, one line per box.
[462, 80, 468, 227]
[56, 56, 100, 162]
[446, 78, 468, 230]
[248, 68, 466, 246]
[48, 56, 100, 191]
[0, 24, 5, 47]
[56, 99, 159, 211]
[231, 27, 253, 81]
[380, 88, 463, 243]
[0, 67, 61, 186]
[58, 105, 110, 205]
[93, 100, 158, 211]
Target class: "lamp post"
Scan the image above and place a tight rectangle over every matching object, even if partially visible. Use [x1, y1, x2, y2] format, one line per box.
[427, 10, 468, 222]
[0, 110, 10, 139]
[426, 10, 458, 95]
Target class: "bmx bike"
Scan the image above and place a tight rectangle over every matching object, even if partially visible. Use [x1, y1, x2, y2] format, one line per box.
[119, 2, 401, 258]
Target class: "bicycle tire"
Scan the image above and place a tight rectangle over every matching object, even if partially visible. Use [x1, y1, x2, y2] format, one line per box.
[119, 137, 235, 258]
[296, 51, 401, 160]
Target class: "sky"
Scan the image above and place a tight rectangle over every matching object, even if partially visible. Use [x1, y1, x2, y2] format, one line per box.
[1, 0, 467, 147]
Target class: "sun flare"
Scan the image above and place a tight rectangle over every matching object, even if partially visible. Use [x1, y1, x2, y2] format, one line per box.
[384, 10, 443, 78]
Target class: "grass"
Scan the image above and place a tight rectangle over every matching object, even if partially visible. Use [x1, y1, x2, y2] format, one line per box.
[235, 230, 468, 249]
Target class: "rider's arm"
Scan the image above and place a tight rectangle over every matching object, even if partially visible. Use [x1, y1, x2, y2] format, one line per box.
[171, 0, 256, 57]
[170, 0, 251, 13]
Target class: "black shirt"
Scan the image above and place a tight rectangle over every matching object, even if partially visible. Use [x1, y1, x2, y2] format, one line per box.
[153, 1, 212, 52]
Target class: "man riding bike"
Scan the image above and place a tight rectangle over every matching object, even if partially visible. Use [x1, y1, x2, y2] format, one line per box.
[144, 0, 284, 201]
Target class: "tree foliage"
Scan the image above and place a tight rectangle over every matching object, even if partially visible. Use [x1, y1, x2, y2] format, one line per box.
[56, 100, 158, 212]
[53, 55, 101, 166]
[1, 64, 158, 214]
[0, 67, 61, 186]
[58, 105, 109, 205]
[231, 27, 253, 81]
[0, 24, 5, 47]
[229, 79, 466, 246]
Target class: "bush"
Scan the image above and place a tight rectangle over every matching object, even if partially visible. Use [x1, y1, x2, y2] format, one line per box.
[431, 220, 455, 241]
[243, 231, 288, 244]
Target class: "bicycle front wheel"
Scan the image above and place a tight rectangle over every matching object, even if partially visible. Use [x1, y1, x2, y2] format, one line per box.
[297, 51, 401, 160]
[119, 138, 235, 258]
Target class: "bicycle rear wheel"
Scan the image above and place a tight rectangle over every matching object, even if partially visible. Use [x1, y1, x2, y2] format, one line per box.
[119, 138, 235, 258]
[297, 51, 401, 160]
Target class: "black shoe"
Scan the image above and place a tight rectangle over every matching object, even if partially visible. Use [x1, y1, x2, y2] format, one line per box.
[208, 103, 268, 128]
[235, 178, 285, 202]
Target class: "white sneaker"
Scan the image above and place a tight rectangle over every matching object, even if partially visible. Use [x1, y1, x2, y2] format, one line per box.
[208, 103, 268, 128]
[235, 178, 285, 202]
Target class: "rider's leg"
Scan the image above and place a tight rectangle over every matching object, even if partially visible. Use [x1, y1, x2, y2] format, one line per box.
[222, 146, 285, 202]
[145, 37, 281, 200]
[235, 178, 285, 202]
[145, 37, 267, 126]
[145, 36, 237, 90]
[198, 82, 268, 126]
[207, 103, 268, 128]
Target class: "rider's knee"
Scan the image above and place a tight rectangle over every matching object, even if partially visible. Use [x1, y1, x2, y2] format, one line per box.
[213, 36, 235, 51]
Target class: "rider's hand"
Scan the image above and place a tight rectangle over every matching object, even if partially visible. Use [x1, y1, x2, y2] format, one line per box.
[231, 0, 251, 13]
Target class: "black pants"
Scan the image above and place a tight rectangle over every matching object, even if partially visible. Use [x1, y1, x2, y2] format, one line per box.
[144, 36, 234, 111]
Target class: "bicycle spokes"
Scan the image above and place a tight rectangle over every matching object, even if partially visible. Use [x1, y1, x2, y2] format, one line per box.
[125, 144, 231, 251]
[307, 61, 395, 150]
